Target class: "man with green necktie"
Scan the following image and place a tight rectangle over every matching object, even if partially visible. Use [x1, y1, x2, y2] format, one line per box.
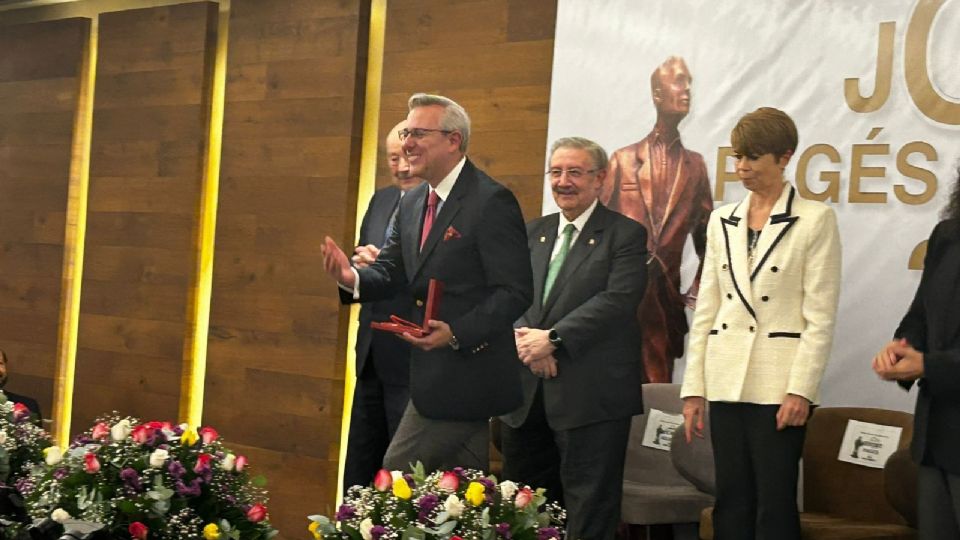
[500, 137, 648, 540]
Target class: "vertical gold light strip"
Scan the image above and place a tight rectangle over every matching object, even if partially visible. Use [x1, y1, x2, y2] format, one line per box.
[52, 17, 97, 448]
[179, 0, 230, 428]
[338, 0, 387, 499]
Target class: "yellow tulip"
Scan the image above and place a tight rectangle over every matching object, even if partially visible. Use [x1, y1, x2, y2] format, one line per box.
[202, 523, 220, 540]
[308, 521, 323, 540]
[181, 428, 199, 446]
[393, 477, 412, 499]
[465, 481, 486, 506]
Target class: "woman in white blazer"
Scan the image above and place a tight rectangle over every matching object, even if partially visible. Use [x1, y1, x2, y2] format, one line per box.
[680, 108, 842, 540]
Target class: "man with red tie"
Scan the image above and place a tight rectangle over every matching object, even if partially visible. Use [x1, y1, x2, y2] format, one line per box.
[322, 93, 532, 472]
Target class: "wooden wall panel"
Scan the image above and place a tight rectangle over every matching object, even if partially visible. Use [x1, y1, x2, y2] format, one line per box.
[206, 1, 368, 537]
[378, 0, 557, 221]
[0, 17, 89, 420]
[72, 2, 216, 428]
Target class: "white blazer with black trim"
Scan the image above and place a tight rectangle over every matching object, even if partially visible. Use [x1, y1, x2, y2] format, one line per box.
[680, 183, 841, 404]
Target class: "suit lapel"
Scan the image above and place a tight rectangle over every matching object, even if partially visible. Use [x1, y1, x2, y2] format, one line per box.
[749, 184, 799, 281]
[720, 198, 755, 320]
[411, 163, 469, 279]
[660, 150, 689, 233]
[529, 216, 559, 325]
[541, 205, 608, 318]
[635, 139, 655, 226]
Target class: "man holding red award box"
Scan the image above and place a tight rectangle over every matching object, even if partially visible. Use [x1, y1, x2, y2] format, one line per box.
[322, 93, 532, 472]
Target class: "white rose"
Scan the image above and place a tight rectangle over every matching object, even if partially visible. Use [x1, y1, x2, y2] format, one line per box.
[0, 431, 7, 445]
[110, 419, 132, 441]
[390, 470, 403, 481]
[444, 494, 465, 518]
[359, 518, 374, 540]
[221, 453, 236, 471]
[44, 446, 63, 466]
[51, 508, 72, 523]
[148, 448, 169, 468]
[499, 480, 518, 500]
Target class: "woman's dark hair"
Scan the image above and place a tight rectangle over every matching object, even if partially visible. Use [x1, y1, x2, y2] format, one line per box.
[942, 162, 960, 222]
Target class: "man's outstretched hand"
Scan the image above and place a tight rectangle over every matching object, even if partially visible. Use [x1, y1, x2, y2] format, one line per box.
[321, 236, 355, 287]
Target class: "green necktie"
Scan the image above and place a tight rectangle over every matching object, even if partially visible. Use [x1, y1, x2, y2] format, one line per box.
[543, 223, 576, 304]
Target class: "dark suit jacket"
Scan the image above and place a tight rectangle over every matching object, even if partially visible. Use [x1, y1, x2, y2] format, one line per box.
[355, 185, 410, 386]
[4, 390, 42, 425]
[501, 203, 648, 431]
[895, 218, 960, 474]
[341, 159, 533, 421]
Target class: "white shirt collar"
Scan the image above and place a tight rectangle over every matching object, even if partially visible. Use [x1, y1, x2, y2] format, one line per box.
[431, 157, 466, 201]
[558, 198, 599, 235]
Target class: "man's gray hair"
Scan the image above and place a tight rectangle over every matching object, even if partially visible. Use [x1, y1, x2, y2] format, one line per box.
[549, 137, 609, 171]
[408, 93, 471, 152]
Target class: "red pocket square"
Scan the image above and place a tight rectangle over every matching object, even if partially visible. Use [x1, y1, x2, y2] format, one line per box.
[443, 226, 462, 241]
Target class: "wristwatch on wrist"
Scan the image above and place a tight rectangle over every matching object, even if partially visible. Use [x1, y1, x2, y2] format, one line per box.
[448, 334, 460, 350]
[548, 328, 562, 347]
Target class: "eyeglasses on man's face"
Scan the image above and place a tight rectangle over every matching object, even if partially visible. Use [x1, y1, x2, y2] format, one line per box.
[398, 127, 453, 141]
[546, 168, 598, 180]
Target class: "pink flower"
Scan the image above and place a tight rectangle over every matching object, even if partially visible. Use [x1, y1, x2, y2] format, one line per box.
[128, 521, 148, 540]
[83, 453, 100, 474]
[246, 503, 268, 523]
[373, 469, 392, 491]
[193, 453, 212, 474]
[12, 403, 29, 422]
[131, 425, 150, 444]
[438, 471, 459, 491]
[514, 487, 533, 508]
[199, 426, 219, 444]
[235, 455, 248, 472]
[91, 422, 110, 439]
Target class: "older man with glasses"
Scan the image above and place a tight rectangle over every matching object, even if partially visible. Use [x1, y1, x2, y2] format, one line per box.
[323, 93, 532, 473]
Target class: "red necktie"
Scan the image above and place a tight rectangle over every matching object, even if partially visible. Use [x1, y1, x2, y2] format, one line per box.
[420, 189, 439, 250]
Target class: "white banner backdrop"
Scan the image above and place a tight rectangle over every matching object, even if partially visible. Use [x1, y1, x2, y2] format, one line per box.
[546, 0, 960, 410]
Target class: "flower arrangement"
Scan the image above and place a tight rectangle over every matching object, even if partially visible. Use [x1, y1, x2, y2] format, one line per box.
[309, 464, 565, 540]
[21, 414, 277, 540]
[0, 391, 52, 488]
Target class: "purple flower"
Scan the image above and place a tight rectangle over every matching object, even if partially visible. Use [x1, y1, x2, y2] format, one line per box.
[335, 504, 357, 521]
[537, 527, 560, 540]
[452, 466, 466, 479]
[495, 522, 512, 540]
[120, 468, 142, 492]
[175, 478, 202, 497]
[403, 473, 416, 488]
[417, 493, 440, 522]
[53, 468, 69, 480]
[167, 460, 186, 479]
[479, 478, 495, 490]
[370, 525, 389, 540]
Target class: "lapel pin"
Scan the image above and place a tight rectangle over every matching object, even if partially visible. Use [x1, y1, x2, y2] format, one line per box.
[540, 236, 546, 242]
[588, 238, 595, 245]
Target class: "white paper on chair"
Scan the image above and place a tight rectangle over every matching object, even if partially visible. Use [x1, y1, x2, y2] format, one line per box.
[836, 419, 902, 469]
[641, 408, 684, 451]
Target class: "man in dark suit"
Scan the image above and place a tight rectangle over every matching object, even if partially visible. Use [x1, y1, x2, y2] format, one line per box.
[342, 121, 423, 490]
[323, 93, 532, 472]
[0, 349, 42, 424]
[502, 137, 647, 540]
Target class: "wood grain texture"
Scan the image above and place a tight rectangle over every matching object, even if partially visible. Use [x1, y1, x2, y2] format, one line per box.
[206, 1, 368, 537]
[72, 2, 217, 428]
[0, 17, 89, 421]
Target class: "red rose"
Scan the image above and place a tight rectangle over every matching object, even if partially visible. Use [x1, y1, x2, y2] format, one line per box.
[199, 426, 219, 444]
[438, 471, 459, 491]
[373, 469, 392, 491]
[246, 503, 268, 523]
[131, 425, 150, 444]
[235, 455, 248, 472]
[128, 521, 148, 540]
[12, 403, 29, 422]
[514, 487, 533, 508]
[91, 422, 110, 439]
[193, 453, 212, 474]
[83, 453, 100, 474]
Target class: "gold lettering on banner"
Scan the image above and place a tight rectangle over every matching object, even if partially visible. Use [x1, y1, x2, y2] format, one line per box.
[895, 141, 938, 204]
[905, 0, 960, 125]
[796, 144, 841, 202]
[849, 128, 888, 203]
[714, 146, 739, 200]
[909, 240, 928, 270]
[844, 21, 895, 112]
